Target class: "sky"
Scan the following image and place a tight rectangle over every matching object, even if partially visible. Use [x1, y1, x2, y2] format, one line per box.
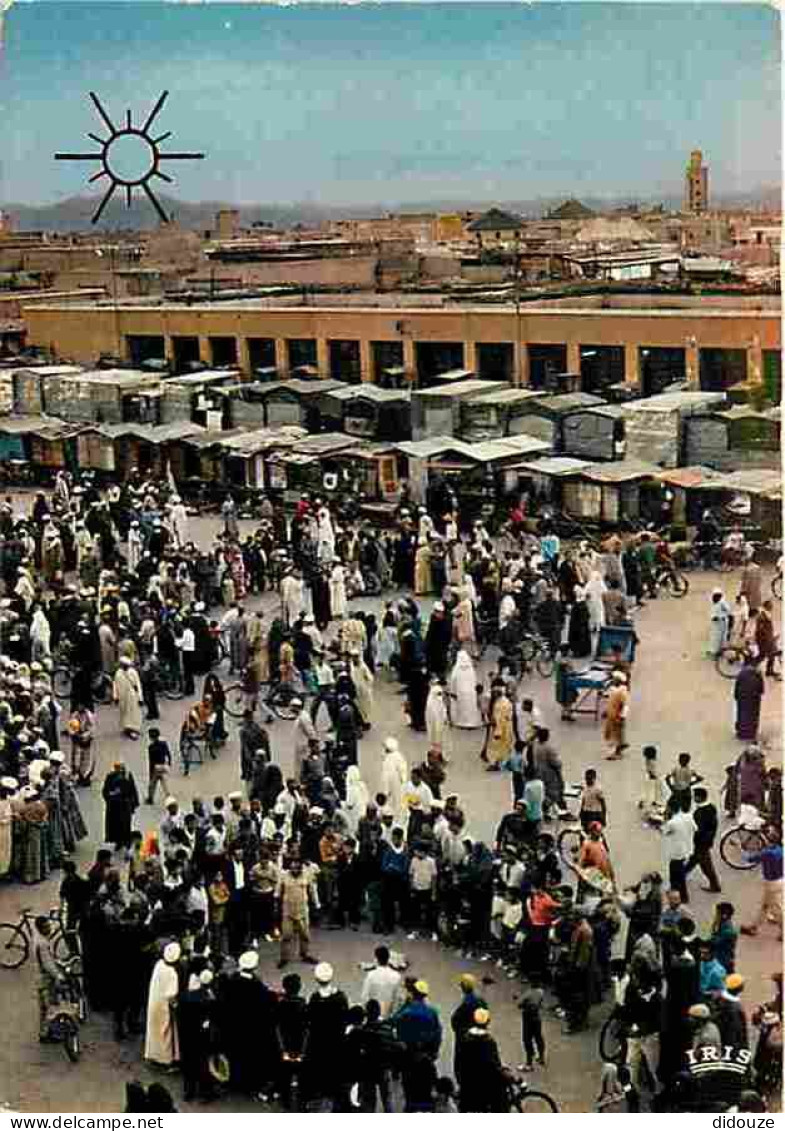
[0, 1, 780, 208]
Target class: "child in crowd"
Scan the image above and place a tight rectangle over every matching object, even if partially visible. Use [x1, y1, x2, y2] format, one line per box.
[639, 746, 665, 823]
[518, 982, 546, 1070]
[666, 752, 702, 811]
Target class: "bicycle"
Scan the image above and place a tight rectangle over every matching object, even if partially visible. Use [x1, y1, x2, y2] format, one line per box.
[719, 811, 779, 871]
[653, 565, 689, 598]
[0, 908, 75, 970]
[44, 956, 85, 1063]
[715, 643, 747, 681]
[598, 1005, 627, 1064]
[225, 679, 305, 722]
[506, 1072, 559, 1112]
[52, 666, 113, 705]
[154, 664, 186, 702]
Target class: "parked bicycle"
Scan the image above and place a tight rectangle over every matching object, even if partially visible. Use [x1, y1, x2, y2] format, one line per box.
[225, 679, 305, 722]
[153, 663, 186, 701]
[719, 807, 780, 871]
[715, 643, 747, 681]
[44, 956, 87, 1062]
[52, 665, 113, 705]
[653, 565, 689, 598]
[0, 908, 75, 970]
[505, 1071, 559, 1113]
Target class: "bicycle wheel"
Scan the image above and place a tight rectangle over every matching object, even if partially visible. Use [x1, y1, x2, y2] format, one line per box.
[61, 1018, 81, 1062]
[161, 676, 185, 702]
[92, 674, 113, 705]
[515, 1090, 559, 1113]
[557, 828, 582, 868]
[0, 923, 30, 969]
[599, 1013, 627, 1064]
[664, 571, 689, 598]
[224, 684, 246, 719]
[719, 826, 765, 871]
[51, 930, 73, 963]
[270, 684, 300, 721]
[53, 668, 72, 700]
[716, 647, 745, 680]
[773, 575, 782, 601]
[536, 652, 555, 679]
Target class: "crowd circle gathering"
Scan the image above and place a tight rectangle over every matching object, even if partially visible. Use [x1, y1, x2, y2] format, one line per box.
[0, 466, 779, 1113]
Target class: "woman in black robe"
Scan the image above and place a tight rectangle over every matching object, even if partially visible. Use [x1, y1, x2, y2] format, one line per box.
[310, 565, 332, 631]
[567, 592, 592, 658]
[102, 763, 140, 849]
[734, 657, 764, 741]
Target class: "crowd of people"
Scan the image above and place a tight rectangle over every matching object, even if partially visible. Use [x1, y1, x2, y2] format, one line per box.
[0, 467, 779, 1113]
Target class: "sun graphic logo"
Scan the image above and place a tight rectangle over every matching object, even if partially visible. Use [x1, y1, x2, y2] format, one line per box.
[55, 91, 205, 224]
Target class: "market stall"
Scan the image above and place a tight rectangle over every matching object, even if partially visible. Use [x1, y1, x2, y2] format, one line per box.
[411, 379, 508, 441]
[563, 459, 661, 526]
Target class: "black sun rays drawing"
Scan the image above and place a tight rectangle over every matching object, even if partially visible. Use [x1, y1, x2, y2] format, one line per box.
[55, 91, 205, 224]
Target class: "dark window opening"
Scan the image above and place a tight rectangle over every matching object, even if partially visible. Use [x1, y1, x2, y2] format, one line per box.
[287, 339, 317, 372]
[209, 336, 237, 367]
[580, 345, 624, 395]
[171, 335, 201, 374]
[247, 338, 277, 374]
[527, 344, 567, 390]
[414, 341, 465, 387]
[329, 340, 362, 385]
[477, 342, 514, 381]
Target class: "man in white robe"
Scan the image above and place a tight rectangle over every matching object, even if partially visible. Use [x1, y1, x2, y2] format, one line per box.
[113, 657, 143, 738]
[350, 651, 374, 727]
[425, 682, 450, 753]
[170, 496, 189, 549]
[144, 942, 181, 1066]
[448, 649, 482, 729]
[381, 737, 408, 819]
[281, 570, 304, 628]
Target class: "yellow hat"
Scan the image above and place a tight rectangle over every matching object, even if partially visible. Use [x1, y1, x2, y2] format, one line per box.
[413, 980, 429, 996]
[458, 974, 476, 991]
[473, 1008, 490, 1026]
[726, 974, 745, 992]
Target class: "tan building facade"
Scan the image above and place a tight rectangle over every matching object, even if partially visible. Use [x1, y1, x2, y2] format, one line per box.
[23, 295, 779, 395]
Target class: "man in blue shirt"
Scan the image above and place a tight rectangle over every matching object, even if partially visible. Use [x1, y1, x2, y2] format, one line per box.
[393, 980, 442, 1111]
[741, 842, 783, 941]
[698, 939, 727, 1000]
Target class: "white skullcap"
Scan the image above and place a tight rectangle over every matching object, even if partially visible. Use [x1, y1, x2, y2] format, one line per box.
[239, 951, 259, 972]
[163, 942, 181, 964]
[314, 962, 333, 984]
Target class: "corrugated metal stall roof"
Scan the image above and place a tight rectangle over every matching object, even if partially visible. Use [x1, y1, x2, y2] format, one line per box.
[579, 459, 660, 483]
[516, 456, 592, 476]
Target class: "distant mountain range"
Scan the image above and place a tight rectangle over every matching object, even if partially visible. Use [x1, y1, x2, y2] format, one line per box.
[1, 187, 780, 233]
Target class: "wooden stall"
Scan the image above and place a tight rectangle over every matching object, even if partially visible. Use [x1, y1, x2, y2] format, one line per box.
[411, 379, 508, 441]
[561, 403, 626, 462]
[459, 388, 544, 442]
[507, 392, 605, 450]
[683, 404, 780, 471]
[321, 386, 412, 441]
[563, 459, 660, 526]
[226, 379, 347, 430]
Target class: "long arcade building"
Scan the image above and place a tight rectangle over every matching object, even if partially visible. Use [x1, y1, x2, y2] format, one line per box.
[23, 294, 781, 398]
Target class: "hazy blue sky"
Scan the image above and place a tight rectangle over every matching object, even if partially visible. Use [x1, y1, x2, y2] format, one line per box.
[0, 2, 780, 207]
